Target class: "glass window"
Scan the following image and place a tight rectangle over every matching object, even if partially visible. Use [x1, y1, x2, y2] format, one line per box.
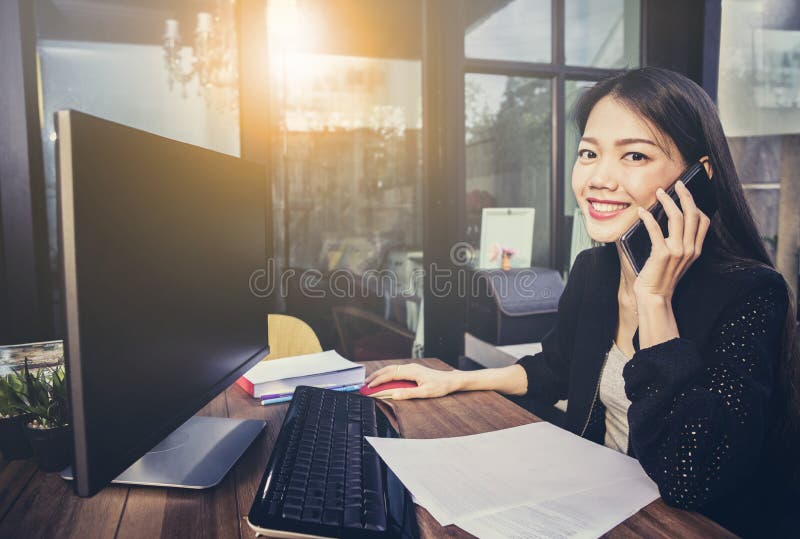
[268, 0, 425, 357]
[35, 3, 240, 327]
[718, 0, 799, 281]
[564, 80, 598, 270]
[272, 53, 422, 270]
[465, 74, 551, 268]
[564, 80, 596, 217]
[565, 0, 641, 68]
[464, 0, 551, 63]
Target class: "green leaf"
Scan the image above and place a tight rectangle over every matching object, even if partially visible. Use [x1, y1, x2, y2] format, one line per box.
[13, 359, 69, 427]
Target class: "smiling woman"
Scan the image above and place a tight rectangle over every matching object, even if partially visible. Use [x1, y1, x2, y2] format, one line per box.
[572, 98, 700, 244]
[366, 67, 800, 537]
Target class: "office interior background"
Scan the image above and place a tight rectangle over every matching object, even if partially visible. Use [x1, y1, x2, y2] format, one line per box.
[1, 0, 798, 365]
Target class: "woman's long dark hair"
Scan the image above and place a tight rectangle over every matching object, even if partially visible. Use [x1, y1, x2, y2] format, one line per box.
[572, 67, 800, 478]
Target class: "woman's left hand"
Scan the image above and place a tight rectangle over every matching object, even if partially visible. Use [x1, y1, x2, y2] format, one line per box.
[634, 180, 712, 300]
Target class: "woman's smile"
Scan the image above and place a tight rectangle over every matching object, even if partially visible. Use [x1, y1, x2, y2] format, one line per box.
[586, 197, 632, 220]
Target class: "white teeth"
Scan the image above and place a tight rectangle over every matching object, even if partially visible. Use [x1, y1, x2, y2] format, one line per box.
[590, 201, 629, 213]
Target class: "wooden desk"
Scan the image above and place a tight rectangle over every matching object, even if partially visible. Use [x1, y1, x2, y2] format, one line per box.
[0, 358, 735, 539]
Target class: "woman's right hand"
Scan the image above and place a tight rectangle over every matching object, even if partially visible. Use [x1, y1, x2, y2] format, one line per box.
[363, 363, 462, 400]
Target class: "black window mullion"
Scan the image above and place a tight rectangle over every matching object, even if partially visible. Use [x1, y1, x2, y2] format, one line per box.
[465, 59, 620, 81]
[552, 0, 565, 269]
[552, 73, 565, 271]
[423, 0, 466, 365]
[464, 58, 558, 78]
[640, 0, 649, 66]
[465, 0, 631, 272]
[562, 65, 626, 79]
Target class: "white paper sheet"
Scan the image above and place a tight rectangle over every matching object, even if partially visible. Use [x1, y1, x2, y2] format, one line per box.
[455, 477, 659, 539]
[496, 342, 543, 359]
[366, 422, 658, 531]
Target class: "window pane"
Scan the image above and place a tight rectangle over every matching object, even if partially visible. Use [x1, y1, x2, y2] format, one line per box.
[265, 0, 425, 358]
[465, 74, 551, 268]
[564, 80, 597, 270]
[36, 3, 240, 327]
[718, 0, 799, 271]
[565, 0, 641, 68]
[274, 54, 422, 268]
[564, 80, 596, 217]
[464, 0, 551, 63]
[272, 52, 424, 353]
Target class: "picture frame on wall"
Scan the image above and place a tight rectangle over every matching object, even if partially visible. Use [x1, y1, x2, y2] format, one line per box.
[478, 208, 535, 269]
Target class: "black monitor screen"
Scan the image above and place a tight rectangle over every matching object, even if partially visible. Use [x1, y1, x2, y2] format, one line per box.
[56, 110, 269, 496]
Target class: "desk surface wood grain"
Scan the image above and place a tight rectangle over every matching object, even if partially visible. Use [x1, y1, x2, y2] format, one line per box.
[0, 358, 735, 539]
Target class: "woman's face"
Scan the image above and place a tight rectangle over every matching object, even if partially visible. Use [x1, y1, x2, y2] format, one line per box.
[572, 95, 688, 244]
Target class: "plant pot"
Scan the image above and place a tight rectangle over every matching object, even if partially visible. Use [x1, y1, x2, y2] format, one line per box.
[0, 414, 35, 460]
[24, 423, 72, 472]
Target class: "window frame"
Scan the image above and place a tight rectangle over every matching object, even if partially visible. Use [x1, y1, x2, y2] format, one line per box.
[463, 0, 641, 272]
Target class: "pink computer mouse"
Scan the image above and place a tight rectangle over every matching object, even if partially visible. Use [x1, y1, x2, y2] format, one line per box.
[359, 380, 418, 399]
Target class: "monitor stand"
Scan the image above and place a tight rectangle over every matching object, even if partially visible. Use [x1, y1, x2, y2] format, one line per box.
[61, 415, 265, 489]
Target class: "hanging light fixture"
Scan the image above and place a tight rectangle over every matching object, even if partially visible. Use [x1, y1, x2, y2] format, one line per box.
[162, 0, 238, 112]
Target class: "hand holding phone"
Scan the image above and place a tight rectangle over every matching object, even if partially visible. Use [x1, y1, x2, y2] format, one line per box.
[619, 161, 716, 275]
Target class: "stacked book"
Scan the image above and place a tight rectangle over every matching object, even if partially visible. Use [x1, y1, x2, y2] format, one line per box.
[236, 350, 365, 405]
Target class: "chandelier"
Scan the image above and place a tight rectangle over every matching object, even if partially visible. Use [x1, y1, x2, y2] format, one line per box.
[162, 0, 238, 112]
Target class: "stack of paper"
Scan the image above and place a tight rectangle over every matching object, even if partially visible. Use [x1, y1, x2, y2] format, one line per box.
[366, 422, 659, 539]
[236, 350, 364, 400]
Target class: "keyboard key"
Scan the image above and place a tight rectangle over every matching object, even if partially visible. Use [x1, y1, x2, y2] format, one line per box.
[286, 486, 305, 497]
[306, 486, 324, 499]
[363, 509, 388, 532]
[322, 509, 343, 526]
[309, 472, 326, 483]
[301, 506, 323, 523]
[364, 490, 383, 512]
[267, 500, 281, 516]
[304, 496, 324, 510]
[343, 506, 362, 528]
[284, 495, 304, 509]
[282, 504, 302, 521]
[324, 494, 343, 509]
[363, 457, 383, 493]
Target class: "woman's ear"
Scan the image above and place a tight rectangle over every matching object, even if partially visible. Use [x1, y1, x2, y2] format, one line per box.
[699, 156, 714, 179]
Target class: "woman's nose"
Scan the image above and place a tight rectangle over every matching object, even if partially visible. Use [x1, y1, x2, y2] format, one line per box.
[587, 162, 619, 191]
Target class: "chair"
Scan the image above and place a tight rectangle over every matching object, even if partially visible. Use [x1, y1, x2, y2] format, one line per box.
[332, 305, 415, 362]
[331, 248, 423, 362]
[263, 314, 323, 361]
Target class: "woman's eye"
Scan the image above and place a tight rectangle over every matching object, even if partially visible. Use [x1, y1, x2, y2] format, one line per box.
[624, 152, 649, 162]
[578, 149, 596, 159]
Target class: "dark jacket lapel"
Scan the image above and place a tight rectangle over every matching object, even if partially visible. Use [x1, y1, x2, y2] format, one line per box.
[565, 244, 620, 435]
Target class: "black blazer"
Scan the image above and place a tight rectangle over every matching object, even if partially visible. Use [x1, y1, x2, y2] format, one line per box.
[517, 244, 792, 537]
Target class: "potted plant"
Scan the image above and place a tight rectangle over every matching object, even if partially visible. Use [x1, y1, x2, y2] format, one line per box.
[0, 370, 34, 460]
[16, 360, 72, 472]
[489, 244, 518, 271]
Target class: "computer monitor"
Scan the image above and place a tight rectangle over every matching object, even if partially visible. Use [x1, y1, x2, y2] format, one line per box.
[55, 110, 270, 497]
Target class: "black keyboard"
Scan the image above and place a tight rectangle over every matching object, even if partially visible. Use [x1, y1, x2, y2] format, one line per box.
[247, 386, 418, 539]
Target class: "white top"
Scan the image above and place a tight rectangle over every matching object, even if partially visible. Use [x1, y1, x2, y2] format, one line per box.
[599, 342, 632, 453]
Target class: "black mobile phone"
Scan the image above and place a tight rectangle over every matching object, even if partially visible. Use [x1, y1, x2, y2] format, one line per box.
[619, 161, 717, 275]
